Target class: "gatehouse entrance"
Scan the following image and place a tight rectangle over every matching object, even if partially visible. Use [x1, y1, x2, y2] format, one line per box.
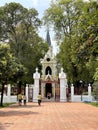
[41, 80, 58, 101]
[45, 83, 52, 97]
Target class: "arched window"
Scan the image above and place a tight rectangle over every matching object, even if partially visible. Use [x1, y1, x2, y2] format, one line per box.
[45, 66, 52, 75]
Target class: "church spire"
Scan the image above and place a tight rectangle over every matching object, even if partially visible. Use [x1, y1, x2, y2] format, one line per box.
[46, 29, 51, 46]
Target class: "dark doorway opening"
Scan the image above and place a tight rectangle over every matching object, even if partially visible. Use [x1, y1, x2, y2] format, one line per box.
[45, 83, 52, 97]
[45, 66, 52, 75]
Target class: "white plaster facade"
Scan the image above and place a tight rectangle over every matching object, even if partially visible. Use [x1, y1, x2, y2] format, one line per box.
[33, 68, 40, 102]
[40, 45, 58, 100]
[59, 68, 67, 102]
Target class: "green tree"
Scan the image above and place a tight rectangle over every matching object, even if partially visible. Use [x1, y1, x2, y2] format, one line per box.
[43, 0, 98, 84]
[94, 68, 98, 81]
[76, 0, 98, 82]
[10, 23, 48, 83]
[0, 2, 48, 85]
[0, 44, 24, 106]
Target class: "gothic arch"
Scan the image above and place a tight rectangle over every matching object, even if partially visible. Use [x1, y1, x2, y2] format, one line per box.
[45, 66, 52, 75]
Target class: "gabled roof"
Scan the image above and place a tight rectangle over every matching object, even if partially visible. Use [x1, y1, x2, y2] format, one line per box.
[45, 73, 52, 81]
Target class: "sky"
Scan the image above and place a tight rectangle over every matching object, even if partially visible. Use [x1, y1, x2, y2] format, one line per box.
[0, 0, 58, 54]
[0, 0, 51, 17]
[0, 0, 51, 37]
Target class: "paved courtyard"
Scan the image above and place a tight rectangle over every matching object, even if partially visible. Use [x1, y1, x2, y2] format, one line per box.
[0, 102, 98, 130]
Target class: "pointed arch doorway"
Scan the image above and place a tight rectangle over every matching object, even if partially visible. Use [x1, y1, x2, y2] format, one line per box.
[45, 83, 52, 97]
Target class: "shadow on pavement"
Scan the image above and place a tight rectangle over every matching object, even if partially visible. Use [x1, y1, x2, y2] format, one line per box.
[8, 103, 43, 108]
[8, 104, 34, 108]
[0, 110, 39, 117]
[0, 123, 5, 130]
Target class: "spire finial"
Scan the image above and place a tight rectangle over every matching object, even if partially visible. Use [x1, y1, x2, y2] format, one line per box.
[46, 28, 51, 46]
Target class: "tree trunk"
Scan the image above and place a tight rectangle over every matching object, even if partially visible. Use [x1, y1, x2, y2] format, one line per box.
[0, 83, 5, 107]
[17, 81, 22, 94]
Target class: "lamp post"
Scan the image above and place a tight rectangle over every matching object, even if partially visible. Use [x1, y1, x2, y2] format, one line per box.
[80, 80, 83, 101]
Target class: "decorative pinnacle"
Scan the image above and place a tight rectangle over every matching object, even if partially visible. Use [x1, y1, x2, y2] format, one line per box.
[36, 68, 38, 72]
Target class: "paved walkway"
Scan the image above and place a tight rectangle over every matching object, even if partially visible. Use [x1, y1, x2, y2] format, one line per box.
[0, 102, 98, 130]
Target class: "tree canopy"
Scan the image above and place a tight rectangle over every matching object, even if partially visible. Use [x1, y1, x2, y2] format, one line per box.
[43, 0, 98, 84]
[0, 2, 48, 84]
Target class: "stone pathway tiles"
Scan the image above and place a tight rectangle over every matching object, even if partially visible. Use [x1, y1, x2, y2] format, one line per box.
[0, 102, 98, 130]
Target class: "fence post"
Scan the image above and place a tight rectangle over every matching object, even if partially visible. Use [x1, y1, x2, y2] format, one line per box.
[71, 84, 74, 102]
[7, 84, 11, 97]
[59, 68, 67, 102]
[88, 84, 92, 101]
[33, 68, 40, 102]
[25, 84, 29, 102]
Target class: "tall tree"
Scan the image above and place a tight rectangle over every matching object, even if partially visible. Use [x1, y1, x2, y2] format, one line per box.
[0, 2, 48, 85]
[43, 0, 98, 84]
[0, 44, 24, 106]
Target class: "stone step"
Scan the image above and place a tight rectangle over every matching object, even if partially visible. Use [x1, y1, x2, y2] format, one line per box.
[42, 97, 55, 102]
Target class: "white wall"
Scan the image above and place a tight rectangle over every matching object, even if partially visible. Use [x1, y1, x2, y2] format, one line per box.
[71, 95, 93, 102]
[0, 95, 17, 103]
[71, 84, 93, 102]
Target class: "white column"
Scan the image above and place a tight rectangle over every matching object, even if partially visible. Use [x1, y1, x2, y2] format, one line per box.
[59, 68, 67, 102]
[41, 83, 45, 98]
[7, 84, 11, 96]
[33, 68, 40, 102]
[25, 84, 29, 102]
[88, 84, 92, 101]
[88, 84, 91, 96]
[71, 84, 74, 102]
[41, 83, 43, 98]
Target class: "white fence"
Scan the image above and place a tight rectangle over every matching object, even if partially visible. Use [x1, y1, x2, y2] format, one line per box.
[71, 95, 93, 102]
[0, 95, 17, 103]
[0, 84, 94, 103]
[0, 84, 18, 103]
[0, 84, 32, 103]
[71, 84, 93, 102]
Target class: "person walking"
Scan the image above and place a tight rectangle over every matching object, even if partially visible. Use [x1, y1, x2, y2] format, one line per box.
[18, 93, 22, 106]
[37, 93, 42, 106]
[47, 92, 51, 99]
[23, 95, 27, 105]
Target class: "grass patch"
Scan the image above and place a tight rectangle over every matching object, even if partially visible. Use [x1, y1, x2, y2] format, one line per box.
[90, 102, 98, 107]
[0, 102, 15, 108]
[84, 101, 98, 107]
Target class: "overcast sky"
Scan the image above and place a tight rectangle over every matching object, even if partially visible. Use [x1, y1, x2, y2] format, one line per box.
[0, 0, 51, 36]
[0, 0, 51, 16]
[0, 0, 58, 54]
